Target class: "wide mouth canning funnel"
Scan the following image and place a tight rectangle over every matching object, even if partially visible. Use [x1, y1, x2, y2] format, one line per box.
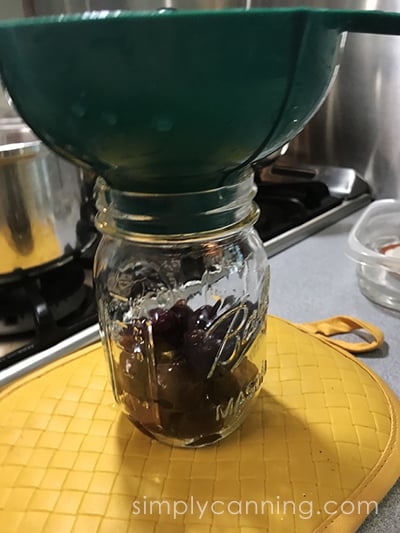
[0, 7, 399, 194]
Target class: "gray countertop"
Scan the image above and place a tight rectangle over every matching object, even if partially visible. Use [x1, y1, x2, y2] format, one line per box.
[267, 210, 399, 532]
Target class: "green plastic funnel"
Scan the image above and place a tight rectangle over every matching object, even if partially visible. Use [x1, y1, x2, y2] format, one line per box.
[0, 8, 399, 194]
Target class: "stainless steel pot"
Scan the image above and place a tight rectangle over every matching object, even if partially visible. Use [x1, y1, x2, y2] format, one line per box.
[0, 119, 96, 283]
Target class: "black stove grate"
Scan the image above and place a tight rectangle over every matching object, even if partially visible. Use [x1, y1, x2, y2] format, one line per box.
[253, 162, 370, 244]
[0, 259, 98, 370]
[255, 180, 342, 241]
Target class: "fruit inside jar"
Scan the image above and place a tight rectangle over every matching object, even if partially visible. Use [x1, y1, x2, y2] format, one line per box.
[111, 297, 267, 448]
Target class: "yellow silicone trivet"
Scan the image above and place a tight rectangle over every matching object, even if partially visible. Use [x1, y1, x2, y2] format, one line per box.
[0, 316, 399, 533]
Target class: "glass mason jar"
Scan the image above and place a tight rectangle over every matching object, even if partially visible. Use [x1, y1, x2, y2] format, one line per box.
[94, 169, 270, 447]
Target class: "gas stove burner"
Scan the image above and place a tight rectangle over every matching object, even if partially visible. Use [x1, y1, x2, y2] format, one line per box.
[0, 261, 98, 370]
[255, 180, 342, 241]
[0, 262, 90, 335]
[255, 163, 372, 257]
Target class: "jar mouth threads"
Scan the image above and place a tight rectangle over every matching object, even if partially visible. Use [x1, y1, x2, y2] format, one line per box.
[94, 168, 258, 237]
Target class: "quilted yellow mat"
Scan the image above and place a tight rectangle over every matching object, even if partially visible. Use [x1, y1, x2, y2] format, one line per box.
[0, 316, 399, 533]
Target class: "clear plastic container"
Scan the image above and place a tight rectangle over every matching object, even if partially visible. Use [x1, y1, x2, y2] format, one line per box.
[347, 199, 400, 311]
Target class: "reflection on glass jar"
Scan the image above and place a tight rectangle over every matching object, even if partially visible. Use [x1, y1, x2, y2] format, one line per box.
[94, 172, 270, 447]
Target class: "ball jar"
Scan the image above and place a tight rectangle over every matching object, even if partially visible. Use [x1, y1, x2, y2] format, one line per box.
[94, 171, 270, 447]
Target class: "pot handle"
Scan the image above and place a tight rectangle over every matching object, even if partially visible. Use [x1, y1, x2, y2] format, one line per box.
[325, 9, 400, 36]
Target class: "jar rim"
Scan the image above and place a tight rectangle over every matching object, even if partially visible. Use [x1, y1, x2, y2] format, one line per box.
[95, 170, 258, 236]
[96, 202, 259, 243]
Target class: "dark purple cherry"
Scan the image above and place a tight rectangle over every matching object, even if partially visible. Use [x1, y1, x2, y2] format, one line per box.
[206, 366, 241, 405]
[183, 328, 221, 377]
[156, 358, 223, 439]
[149, 308, 178, 335]
[187, 305, 215, 331]
[156, 358, 207, 411]
[170, 299, 194, 333]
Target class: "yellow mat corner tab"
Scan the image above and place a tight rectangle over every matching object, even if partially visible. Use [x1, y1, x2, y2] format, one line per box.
[294, 315, 385, 353]
[0, 316, 399, 533]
